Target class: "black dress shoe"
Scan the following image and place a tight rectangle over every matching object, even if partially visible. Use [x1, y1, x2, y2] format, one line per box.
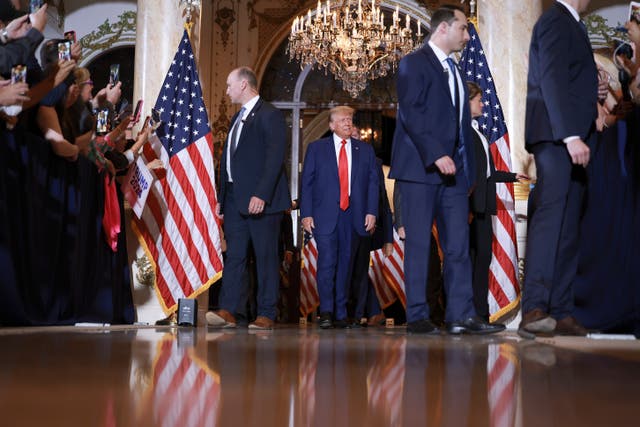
[319, 312, 333, 329]
[446, 316, 506, 335]
[407, 319, 440, 334]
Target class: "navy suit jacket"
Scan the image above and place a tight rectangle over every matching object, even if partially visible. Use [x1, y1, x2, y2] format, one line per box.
[525, 2, 598, 148]
[300, 136, 379, 237]
[219, 98, 291, 215]
[389, 43, 475, 190]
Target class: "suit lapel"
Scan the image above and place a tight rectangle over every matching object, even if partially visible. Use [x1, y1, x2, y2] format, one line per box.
[232, 99, 263, 157]
[421, 45, 456, 111]
[325, 137, 339, 185]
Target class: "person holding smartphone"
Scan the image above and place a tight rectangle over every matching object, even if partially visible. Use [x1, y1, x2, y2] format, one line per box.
[0, 3, 47, 75]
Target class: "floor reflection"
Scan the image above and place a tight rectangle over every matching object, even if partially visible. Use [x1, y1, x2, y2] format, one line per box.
[0, 326, 638, 427]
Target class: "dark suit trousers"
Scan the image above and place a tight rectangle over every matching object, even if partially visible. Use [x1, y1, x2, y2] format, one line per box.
[399, 180, 475, 323]
[470, 212, 492, 320]
[523, 142, 586, 319]
[220, 184, 282, 320]
[349, 233, 373, 320]
[315, 208, 353, 320]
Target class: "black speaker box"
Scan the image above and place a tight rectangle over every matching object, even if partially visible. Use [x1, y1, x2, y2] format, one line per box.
[177, 298, 197, 326]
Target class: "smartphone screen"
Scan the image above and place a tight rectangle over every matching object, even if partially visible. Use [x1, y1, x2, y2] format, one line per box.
[132, 100, 143, 123]
[11, 64, 27, 84]
[631, 2, 640, 24]
[96, 109, 110, 135]
[109, 64, 120, 87]
[58, 41, 71, 61]
[64, 31, 76, 43]
[29, 0, 42, 13]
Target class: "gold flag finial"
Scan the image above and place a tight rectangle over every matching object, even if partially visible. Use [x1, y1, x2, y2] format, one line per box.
[180, 0, 201, 37]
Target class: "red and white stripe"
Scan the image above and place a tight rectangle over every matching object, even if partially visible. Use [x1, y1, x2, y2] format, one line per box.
[487, 343, 517, 427]
[300, 237, 320, 316]
[150, 339, 221, 427]
[367, 337, 406, 426]
[297, 334, 318, 427]
[369, 249, 397, 309]
[134, 133, 223, 312]
[381, 230, 406, 307]
[488, 135, 520, 320]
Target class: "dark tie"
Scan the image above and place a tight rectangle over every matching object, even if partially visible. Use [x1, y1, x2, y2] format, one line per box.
[338, 139, 349, 210]
[445, 57, 460, 123]
[230, 106, 245, 156]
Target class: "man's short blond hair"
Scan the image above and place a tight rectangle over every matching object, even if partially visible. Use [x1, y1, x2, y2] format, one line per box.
[329, 106, 355, 123]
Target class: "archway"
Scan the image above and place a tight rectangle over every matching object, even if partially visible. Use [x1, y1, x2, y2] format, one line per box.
[257, 2, 433, 245]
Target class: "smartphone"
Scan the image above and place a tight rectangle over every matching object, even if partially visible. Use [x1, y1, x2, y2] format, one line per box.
[11, 64, 27, 84]
[29, 0, 42, 13]
[57, 41, 71, 61]
[630, 2, 640, 24]
[149, 107, 161, 127]
[64, 31, 76, 44]
[96, 108, 110, 135]
[132, 100, 143, 123]
[109, 64, 120, 87]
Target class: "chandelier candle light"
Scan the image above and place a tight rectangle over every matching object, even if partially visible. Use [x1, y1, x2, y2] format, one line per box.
[288, 0, 423, 97]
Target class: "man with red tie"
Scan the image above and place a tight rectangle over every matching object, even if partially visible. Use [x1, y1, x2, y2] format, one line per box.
[300, 106, 379, 328]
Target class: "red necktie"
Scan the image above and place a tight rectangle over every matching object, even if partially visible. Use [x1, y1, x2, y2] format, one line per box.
[339, 139, 349, 210]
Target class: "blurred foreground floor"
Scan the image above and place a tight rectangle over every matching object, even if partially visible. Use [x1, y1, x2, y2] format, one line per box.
[0, 325, 638, 427]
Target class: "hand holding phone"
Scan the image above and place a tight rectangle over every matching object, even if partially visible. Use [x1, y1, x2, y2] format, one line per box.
[132, 100, 143, 124]
[96, 108, 110, 135]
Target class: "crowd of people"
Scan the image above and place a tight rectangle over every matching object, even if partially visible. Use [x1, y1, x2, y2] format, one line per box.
[0, 0, 154, 325]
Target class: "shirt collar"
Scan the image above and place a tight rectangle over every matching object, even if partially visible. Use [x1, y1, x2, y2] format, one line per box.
[333, 133, 351, 145]
[240, 95, 260, 118]
[428, 40, 453, 66]
[556, 1, 580, 21]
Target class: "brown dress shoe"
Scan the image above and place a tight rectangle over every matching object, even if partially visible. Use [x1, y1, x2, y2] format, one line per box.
[206, 309, 237, 328]
[554, 316, 587, 336]
[519, 308, 556, 334]
[249, 316, 274, 330]
[367, 313, 386, 327]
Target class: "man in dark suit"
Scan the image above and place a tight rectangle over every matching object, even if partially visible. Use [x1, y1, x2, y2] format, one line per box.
[521, 0, 598, 337]
[207, 66, 290, 330]
[467, 81, 527, 321]
[389, 5, 504, 335]
[300, 106, 379, 328]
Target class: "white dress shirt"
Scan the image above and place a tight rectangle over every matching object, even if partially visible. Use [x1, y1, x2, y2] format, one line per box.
[429, 40, 464, 124]
[226, 95, 260, 182]
[472, 119, 491, 178]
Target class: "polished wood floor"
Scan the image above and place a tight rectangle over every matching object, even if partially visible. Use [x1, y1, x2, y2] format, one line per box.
[0, 324, 638, 427]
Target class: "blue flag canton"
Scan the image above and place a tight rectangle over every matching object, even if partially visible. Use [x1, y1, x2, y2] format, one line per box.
[459, 23, 508, 143]
[154, 31, 211, 157]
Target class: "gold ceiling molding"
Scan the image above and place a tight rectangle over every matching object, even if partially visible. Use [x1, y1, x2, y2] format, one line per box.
[79, 11, 137, 64]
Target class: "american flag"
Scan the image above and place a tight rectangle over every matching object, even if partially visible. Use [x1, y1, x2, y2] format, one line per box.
[368, 249, 397, 309]
[300, 233, 320, 316]
[381, 229, 406, 308]
[141, 337, 221, 427]
[132, 30, 223, 313]
[460, 22, 520, 321]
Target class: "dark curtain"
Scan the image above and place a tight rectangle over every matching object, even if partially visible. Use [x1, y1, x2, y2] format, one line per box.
[0, 126, 134, 325]
[573, 108, 640, 334]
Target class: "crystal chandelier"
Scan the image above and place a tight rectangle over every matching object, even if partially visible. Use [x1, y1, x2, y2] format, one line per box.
[288, 0, 423, 98]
